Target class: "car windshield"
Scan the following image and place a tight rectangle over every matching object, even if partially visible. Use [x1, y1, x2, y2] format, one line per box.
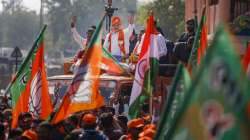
[99, 80, 116, 103]
[48, 79, 117, 106]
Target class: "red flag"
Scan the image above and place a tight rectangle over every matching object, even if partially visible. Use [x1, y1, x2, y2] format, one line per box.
[197, 24, 208, 65]
[241, 42, 250, 72]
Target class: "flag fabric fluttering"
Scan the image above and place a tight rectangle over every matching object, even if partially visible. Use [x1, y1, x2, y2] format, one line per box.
[101, 47, 124, 75]
[128, 14, 159, 119]
[51, 16, 105, 124]
[154, 64, 191, 140]
[168, 26, 250, 140]
[197, 19, 208, 65]
[10, 25, 53, 128]
[188, 7, 208, 71]
[241, 42, 250, 73]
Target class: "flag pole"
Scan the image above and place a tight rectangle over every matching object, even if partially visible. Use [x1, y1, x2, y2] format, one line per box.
[4, 25, 47, 97]
[187, 6, 206, 67]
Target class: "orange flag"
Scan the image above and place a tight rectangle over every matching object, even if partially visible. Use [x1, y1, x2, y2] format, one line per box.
[241, 42, 250, 72]
[197, 24, 208, 65]
[187, 7, 207, 74]
[51, 17, 105, 124]
[10, 26, 53, 128]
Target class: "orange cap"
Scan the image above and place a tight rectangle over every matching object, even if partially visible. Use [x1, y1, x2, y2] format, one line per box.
[138, 137, 153, 140]
[143, 124, 156, 131]
[112, 16, 121, 26]
[22, 130, 37, 140]
[139, 129, 156, 138]
[127, 118, 144, 129]
[82, 113, 97, 124]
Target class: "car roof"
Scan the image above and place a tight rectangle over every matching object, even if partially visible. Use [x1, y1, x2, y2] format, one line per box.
[47, 74, 133, 81]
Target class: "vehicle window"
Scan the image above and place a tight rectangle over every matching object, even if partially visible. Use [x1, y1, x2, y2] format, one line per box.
[48, 79, 117, 105]
[48, 81, 69, 107]
[100, 80, 116, 103]
[119, 84, 132, 104]
[117, 84, 132, 114]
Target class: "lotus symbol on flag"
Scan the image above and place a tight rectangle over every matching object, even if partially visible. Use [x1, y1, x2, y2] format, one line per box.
[29, 70, 42, 117]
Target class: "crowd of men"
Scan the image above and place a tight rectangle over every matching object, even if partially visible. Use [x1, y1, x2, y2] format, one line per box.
[70, 14, 196, 76]
[0, 98, 156, 140]
[0, 14, 196, 140]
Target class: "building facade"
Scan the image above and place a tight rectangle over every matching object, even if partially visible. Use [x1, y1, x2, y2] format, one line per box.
[185, 0, 250, 53]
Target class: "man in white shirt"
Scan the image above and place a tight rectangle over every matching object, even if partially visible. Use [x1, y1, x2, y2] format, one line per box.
[133, 32, 168, 59]
[103, 15, 135, 62]
[70, 16, 95, 72]
[70, 16, 96, 61]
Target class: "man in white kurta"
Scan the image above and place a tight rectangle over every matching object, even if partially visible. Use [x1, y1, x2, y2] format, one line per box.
[70, 16, 95, 72]
[134, 32, 168, 58]
[103, 16, 135, 62]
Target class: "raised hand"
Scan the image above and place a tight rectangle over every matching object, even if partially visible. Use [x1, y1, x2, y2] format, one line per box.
[128, 14, 134, 24]
[71, 16, 77, 28]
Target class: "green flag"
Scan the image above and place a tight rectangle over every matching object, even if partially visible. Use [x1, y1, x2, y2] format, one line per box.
[168, 26, 250, 140]
[155, 64, 191, 140]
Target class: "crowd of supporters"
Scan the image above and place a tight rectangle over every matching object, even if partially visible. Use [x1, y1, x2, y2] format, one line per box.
[0, 98, 156, 140]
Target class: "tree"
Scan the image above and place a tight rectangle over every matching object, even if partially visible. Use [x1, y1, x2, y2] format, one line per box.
[44, 0, 137, 57]
[137, 0, 185, 41]
[2, 9, 39, 49]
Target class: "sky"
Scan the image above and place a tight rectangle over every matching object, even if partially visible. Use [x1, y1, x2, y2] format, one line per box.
[22, 0, 41, 13]
[0, 0, 154, 13]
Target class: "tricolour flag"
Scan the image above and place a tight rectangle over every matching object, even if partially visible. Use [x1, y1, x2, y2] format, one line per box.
[128, 15, 159, 119]
[10, 25, 52, 128]
[154, 64, 191, 140]
[51, 16, 105, 124]
[188, 7, 208, 72]
[168, 26, 250, 140]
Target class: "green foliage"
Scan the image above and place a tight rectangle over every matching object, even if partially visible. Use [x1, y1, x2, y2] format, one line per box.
[137, 0, 185, 41]
[44, 0, 137, 56]
[136, 4, 153, 26]
[0, 9, 39, 49]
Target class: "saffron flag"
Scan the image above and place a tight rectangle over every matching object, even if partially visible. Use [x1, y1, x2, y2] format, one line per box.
[241, 42, 250, 72]
[128, 15, 159, 119]
[101, 48, 124, 75]
[168, 26, 250, 140]
[10, 25, 52, 128]
[197, 21, 208, 65]
[188, 7, 208, 71]
[51, 16, 105, 124]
